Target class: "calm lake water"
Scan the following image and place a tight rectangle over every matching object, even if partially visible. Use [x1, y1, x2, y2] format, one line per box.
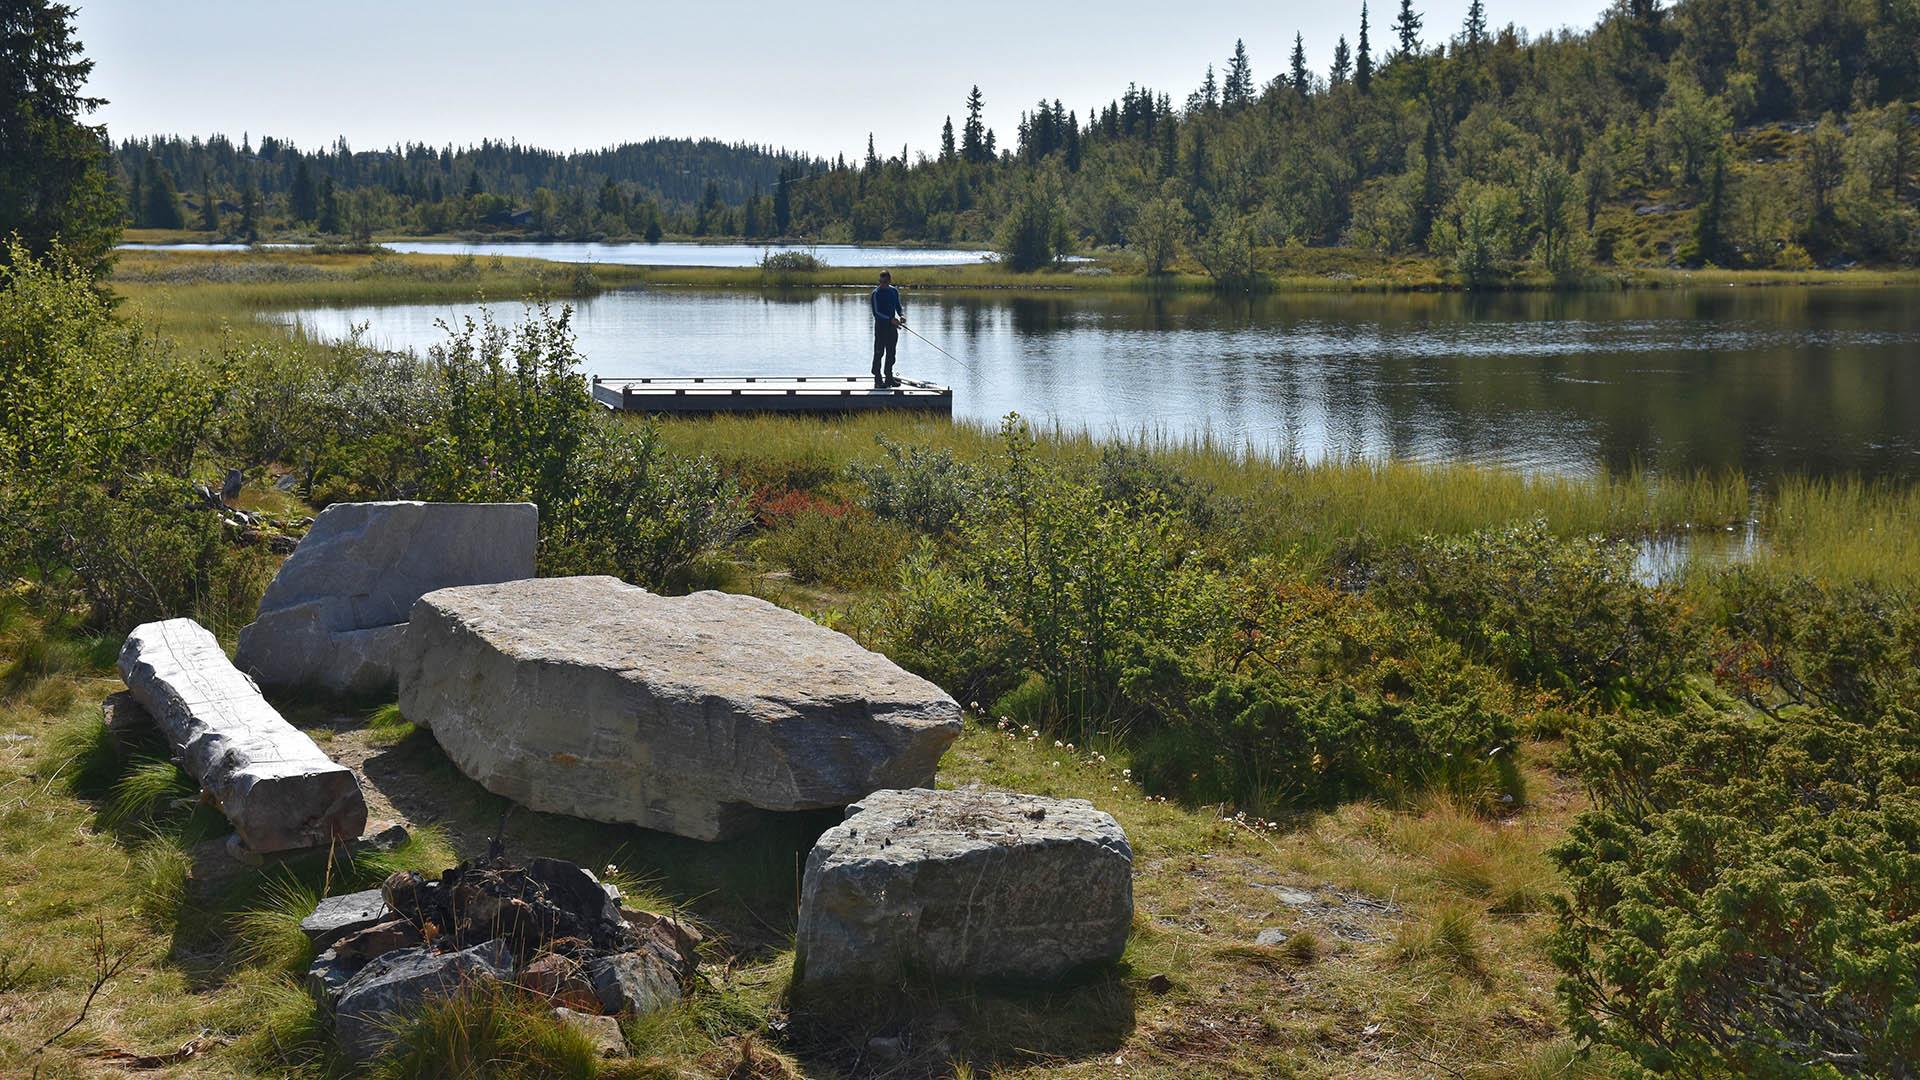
[122, 240, 993, 268]
[273, 286, 1920, 479]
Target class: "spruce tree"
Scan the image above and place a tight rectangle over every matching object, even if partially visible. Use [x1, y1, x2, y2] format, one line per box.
[1392, 0, 1423, 58]
[864, 133, 880, 173]
[1223, 40, 1253, 109]
[1462, 0, 1487, 54]
[199, 181, 219, 233]
[318, 176, 342, 233]
[1332, 36, 1353, 87]
[962, 86, 988, 163]
[238, 176, 258, 241]
[139, 156, 184, 229]
[772, 167, 792, 234]
[0, 0, 122, 270]
[289, 158, 318, 222]
[1290, 34, 1310, 96]
[1201, 65, 1218, 110]
[940, 116, 957, 162]
[1356, 4, 1374, 92]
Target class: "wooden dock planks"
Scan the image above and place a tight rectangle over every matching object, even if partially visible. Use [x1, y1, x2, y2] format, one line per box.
[591, 375, 952, 416]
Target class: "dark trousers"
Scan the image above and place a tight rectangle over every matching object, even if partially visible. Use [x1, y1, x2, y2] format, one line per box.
[872, 321, 898, 378]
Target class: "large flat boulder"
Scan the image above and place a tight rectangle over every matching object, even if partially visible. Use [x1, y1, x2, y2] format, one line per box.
[119, 619, 367, 852]
[397, 576, 961, 841]
[795, 788, 1134, 985]
[236, 501, 537, 698]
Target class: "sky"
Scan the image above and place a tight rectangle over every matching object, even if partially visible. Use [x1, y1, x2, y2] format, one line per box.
[75, 0, 1615, 162]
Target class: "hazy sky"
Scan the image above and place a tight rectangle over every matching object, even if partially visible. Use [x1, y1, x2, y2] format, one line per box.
[75, 0, 1614, 161]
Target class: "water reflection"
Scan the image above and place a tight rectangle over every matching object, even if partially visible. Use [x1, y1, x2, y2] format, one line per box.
[271, 286, 1920, 479]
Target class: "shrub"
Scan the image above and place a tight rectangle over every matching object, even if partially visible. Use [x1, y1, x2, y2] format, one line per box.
[1551, 700, 1920, 1076]
[1368, 522, 1689, 708]
[851, 435, 980, 535]
[756, 507, 914, 591]
[1705, 571, 1919, 723]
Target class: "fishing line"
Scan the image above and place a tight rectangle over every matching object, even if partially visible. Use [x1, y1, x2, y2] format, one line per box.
[898, 320, 981, 379]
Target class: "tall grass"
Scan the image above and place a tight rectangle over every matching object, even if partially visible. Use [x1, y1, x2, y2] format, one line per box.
[655, 411, 1757, 553]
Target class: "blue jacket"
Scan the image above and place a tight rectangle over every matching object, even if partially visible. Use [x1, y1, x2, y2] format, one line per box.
[871, 284, 904, 324]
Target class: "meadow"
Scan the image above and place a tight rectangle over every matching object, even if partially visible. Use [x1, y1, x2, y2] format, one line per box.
[1, 246, 1916, 1077]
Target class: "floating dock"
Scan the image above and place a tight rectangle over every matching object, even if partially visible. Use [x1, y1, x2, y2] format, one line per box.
[591, 375, 952, 416]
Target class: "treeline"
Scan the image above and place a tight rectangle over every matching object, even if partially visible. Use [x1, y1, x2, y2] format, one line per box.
[114, 134, 821, 241]
[119, 0, 1920, 275]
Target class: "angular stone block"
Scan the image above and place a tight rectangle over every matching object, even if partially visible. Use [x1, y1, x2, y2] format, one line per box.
[118, 619, 367, 852]
[236, 501, 537, 698]
[397, 576, 961, 840]
[301, 889, 391, 951]
[333, 939, 515, 1063]
[796, 789, 1134, 985]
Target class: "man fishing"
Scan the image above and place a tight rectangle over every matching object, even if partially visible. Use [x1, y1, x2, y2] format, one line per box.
[871, 270, 905, 387]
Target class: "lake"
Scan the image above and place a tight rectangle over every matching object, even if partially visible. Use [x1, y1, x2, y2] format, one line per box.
[121, 239, 995, 268]
[273, 285, 1920, 479]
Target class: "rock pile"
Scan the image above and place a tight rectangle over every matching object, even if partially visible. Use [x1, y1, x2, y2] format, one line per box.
[304, 855, 701, 1063]
[795, 788, 1134, 985]
[236, 501, 537, 698]
[398, 575, 962, 840]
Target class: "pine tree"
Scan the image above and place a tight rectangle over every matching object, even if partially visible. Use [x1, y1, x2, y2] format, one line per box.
[238, 175, 258, 242]
[1692, 150, 1729, 265]
[1202, 65, 1219, 111]
[1392, 0, 1423, 58]
[940, 116, 957, 162]
[0, 0, 122, 270]
[1290, 34, 1310, 96]
[1331, 36, 1353, 87]
[1356, 4, 1374, 92]
[463, 170, 483, 198]
[962, 86, 988, 164]
[1223, 40, 1254, 109]
[864, 133, 880, 173]
[139, 156, 184, 229]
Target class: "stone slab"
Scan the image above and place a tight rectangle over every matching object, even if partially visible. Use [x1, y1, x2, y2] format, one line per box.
[118, 618, 367, 852]
[397, 576, 961, 840]
[236, 501, 536, 698]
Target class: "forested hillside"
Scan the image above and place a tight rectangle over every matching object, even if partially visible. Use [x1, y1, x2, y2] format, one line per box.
[120, 0, 1920, 276]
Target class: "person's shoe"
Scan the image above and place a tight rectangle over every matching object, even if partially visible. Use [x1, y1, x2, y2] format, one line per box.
[873, 376, 885, 387]
[885, 376, 903, 387]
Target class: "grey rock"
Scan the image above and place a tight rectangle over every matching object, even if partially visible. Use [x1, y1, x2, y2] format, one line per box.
[333, 939, 515, 1063]
[553, 1007, 628, 1056]
[398, 576, 961, 841]
[305, 947, 358, 1005]
[1255, 928, 1289, 947]
[587, 949, 682, 1016]
[221, 467, 244, 502]
[236, 501, 537, 699]
[301, 889, 391, 950]
[795, 788, 1133, 985]
[118, 619, 367, 852]
[1255, 883, 1315, 906]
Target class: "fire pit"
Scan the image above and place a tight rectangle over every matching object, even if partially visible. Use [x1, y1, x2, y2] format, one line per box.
[301, 855, 700, 1063]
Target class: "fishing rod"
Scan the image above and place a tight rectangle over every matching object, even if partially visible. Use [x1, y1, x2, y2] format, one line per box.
[897, 320, 981, 378]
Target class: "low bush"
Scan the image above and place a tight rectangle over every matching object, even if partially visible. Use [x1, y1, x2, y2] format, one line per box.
[1551, 699, 1920, 1075]
[1367, 522, 1689, 708]
[851, 435, 980, 535]
[756, 507, 914, 591]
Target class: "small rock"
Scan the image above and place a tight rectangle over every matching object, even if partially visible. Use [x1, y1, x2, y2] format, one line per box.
[330, 918, 423, 964]
[221, 467, 244, 503]
[1256, 883, 1315, 906]
[587, 949, 681, 1017]
[520, 953, 602, 1012]
[301, 889, 390, 951]
[333, 939, 515, 1063]
[354, 823, 411, 853]
[553, 1007, 627, 1057]
[0, 732, 32, 745]
[305, 947, 358, 1005]
[865, 1036, 906, 1064]
[274, 472, 301, 493]
[1255, 928, 1289, 947]
[1146, 973, 1173, 995]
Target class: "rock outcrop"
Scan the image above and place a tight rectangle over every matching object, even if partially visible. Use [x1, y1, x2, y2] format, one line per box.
[236, 501, 537, 698]
[397, 576, 961, 840]
[795, 788, 1133, 985]
[118, 619, 367, 852]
